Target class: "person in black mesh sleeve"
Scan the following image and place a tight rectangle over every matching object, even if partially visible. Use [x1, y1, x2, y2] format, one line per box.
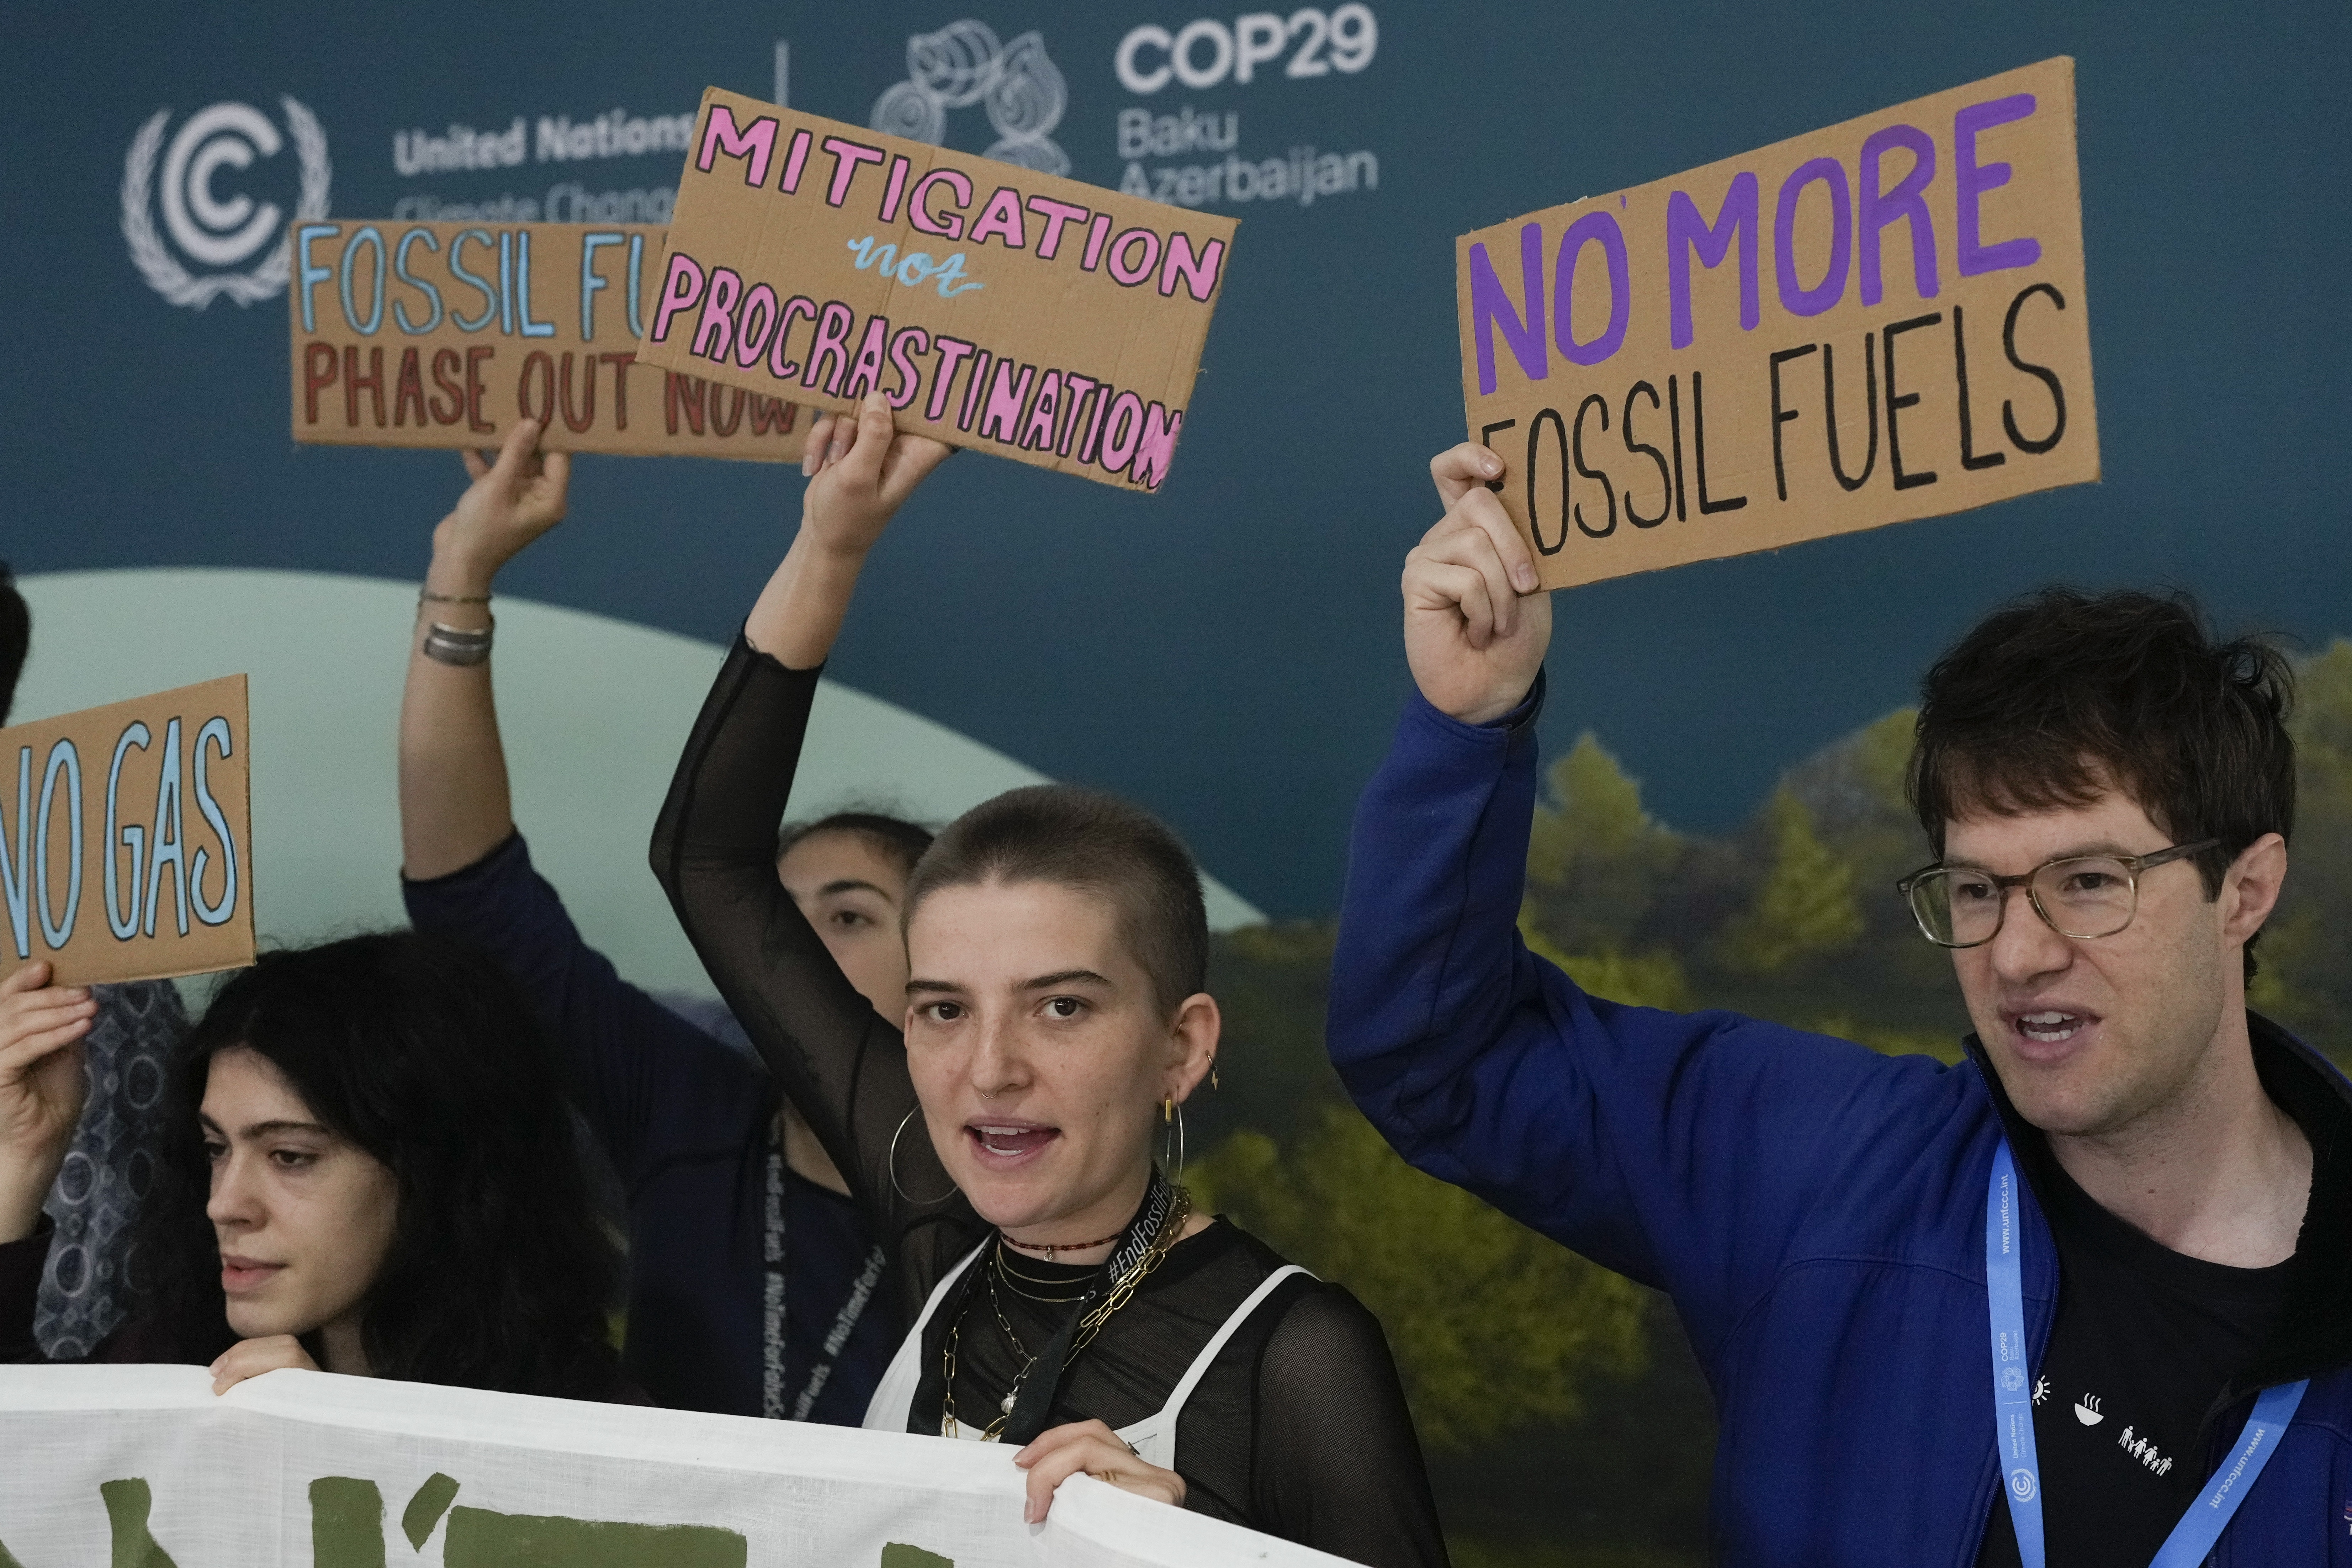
[650, 393, 1447, 1568]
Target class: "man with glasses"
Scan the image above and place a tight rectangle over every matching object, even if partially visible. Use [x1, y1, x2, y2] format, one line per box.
[1324, 443, 2349, 1567]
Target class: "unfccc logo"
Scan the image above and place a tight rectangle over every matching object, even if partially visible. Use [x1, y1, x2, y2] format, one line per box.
[121, 98, 331, 308]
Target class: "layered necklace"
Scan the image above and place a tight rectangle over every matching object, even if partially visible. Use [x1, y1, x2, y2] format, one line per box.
[942, 1172, 1191, 1443]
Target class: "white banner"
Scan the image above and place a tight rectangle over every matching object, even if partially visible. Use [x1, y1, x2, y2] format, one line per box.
[0, 1366, 1349, 1567]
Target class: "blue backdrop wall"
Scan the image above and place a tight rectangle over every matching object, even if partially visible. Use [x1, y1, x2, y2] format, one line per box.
[4, 1, 2346, 919]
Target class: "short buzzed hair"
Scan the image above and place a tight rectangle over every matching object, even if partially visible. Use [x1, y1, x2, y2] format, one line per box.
[904, 785, 1207, 1015]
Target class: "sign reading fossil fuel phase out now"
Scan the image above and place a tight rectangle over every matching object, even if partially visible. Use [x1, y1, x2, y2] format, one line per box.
[288, 222, 808, 461]
[637, 89, 1238, 493]
[0, 678, 254, 987]
[1457, 57, 2097, 589]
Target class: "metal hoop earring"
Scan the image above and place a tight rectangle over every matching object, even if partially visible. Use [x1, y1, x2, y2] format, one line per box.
[888, 1106, 960, 1206]
[1159, 1101, 1186, 1189]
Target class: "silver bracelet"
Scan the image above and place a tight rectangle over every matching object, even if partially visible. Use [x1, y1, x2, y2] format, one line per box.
[420, 619, 494, 667]
[420, 589, 491, 606]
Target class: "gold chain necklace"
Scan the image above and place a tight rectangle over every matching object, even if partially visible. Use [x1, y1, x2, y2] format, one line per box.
[943, 1185, 1192, 1441]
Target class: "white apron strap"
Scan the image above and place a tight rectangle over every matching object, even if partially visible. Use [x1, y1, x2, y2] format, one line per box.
[861, 1238, 989, 1434]
[1115, 1264, 1311, 1471]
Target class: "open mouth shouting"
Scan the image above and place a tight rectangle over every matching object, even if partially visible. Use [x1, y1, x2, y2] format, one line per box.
[967, 1119, 1060, 1169]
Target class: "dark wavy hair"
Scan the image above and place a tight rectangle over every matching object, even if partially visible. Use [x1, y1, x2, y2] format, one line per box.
[1909, 588, 2294, 982]
[131, 931, 624, 1397]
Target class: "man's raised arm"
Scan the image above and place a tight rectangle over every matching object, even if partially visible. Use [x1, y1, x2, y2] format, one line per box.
[1326, 443, 1924, 1340]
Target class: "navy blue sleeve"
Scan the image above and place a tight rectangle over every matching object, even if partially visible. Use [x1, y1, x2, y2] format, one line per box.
[1326, 686, 1950, 1355]
[403, 832, 765, 1185]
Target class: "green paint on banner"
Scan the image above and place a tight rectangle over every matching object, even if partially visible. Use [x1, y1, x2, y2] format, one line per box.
[0, 1532, 27, 1568]
[311, 1479, 385, 1568]
[402, 1474, 461, 1550]
[98, 1481, 178, 1568]
[880, 1546, 954, 1568]
[443, 1507, 744, 1568]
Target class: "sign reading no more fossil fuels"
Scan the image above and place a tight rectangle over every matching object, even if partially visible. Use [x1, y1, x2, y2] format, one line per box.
[0, 678, 254, 988]
[1457, 57, 2098, 589]
[636, 89, 1238, 493]
[288, 222, 809, 461]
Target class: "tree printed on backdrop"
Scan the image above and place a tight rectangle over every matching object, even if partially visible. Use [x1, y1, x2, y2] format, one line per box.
[868, 20, 1069, 176]
[121, 97, 331, 309]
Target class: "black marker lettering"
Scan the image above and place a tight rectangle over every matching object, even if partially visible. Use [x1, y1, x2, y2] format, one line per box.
[2002, 284, 2067, 455]
[1768, 344, 1819, 502]
[1884, 311, 1943, 491]
[1691, 371, 1746, 515]
[1622, 382, 1671, 528]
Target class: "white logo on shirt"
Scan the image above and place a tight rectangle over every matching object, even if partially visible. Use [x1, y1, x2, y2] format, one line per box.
[2117, 1425, 2174, 1476]
[2072, 1393, 2103, 1425]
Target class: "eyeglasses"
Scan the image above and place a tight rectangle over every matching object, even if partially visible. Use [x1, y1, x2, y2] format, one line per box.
[1895, 839, 2220, 948]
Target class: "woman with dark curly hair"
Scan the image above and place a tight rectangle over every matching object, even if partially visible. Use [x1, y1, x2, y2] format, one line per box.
[0, 931, 631, 1401]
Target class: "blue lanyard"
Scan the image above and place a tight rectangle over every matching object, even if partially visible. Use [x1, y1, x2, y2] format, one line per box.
[1986, 1140, 2308, 1567]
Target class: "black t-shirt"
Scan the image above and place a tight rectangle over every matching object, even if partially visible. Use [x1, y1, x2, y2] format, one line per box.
[1974, 1132, 2297, 1568]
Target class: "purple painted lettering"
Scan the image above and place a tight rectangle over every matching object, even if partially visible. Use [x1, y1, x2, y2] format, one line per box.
[1554, 211, 1630, 367]
[1861, 125, 1939, 306]
[1955, 95, 2042, 277]
[1774, 156, 1852, 318]
[1469, 222, 1548, 395]
[1667, 173, 1759, 350]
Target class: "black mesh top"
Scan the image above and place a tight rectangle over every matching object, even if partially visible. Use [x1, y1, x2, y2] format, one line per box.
[651, 635, 1448, 1568]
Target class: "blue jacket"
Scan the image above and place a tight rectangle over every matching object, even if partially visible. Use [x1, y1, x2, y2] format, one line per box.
[1328, 687, 2352, 1566]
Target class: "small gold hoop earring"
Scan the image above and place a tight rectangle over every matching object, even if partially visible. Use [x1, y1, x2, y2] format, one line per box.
[888, 1106, 960, 1206]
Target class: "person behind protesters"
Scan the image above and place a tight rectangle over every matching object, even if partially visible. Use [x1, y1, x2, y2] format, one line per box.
[397, 420, 908, 1423]
[1328, 442, 2347, 1567]
[0, 931, 631, 1400]
[0, 561, 191, 1359]
[650, 393, 1446, 1568]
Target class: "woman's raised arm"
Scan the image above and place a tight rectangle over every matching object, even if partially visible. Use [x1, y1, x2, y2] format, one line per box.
[650, 393, 957, 1250]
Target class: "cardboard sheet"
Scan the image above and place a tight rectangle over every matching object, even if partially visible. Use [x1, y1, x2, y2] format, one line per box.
[288, 222, 808, 460]
[1457, 57, 2097, 588]
[0, 677, 254, 987]
[635, 89, 1238, 492]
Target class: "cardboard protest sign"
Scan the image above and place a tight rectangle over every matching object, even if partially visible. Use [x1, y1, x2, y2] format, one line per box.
[288, 222, 808, 460]
[1457, 57, 2096, 588]
[0, 677, 253, 987]
[0, 1365, 1355, 1568]
[635, 88, 1238, 492]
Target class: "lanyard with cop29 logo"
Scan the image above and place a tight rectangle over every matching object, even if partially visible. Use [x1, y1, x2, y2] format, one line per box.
[1986, 1139, 2308, 1567]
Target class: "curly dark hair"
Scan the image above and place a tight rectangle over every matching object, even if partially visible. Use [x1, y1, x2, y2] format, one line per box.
[1909, 587, 2294, 983]
[129, 931, 624, 1397]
